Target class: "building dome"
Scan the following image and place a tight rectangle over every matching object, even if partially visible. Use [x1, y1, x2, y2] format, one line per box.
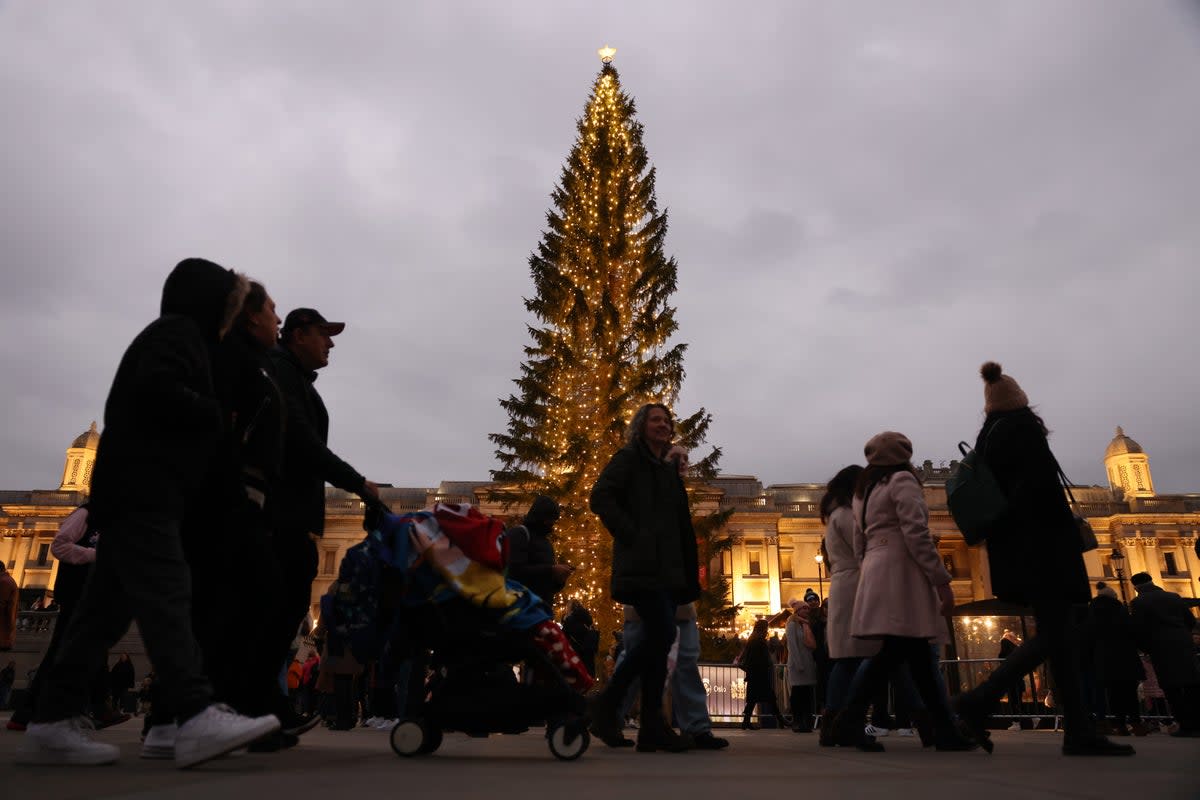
[70, 421, 100, 450]
[1105, 426, 1144, 459]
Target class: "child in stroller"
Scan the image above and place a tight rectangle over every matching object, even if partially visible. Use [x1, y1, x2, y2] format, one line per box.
[326, 501, 593, 760]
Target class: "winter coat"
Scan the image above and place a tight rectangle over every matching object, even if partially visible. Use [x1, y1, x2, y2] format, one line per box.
[269, 345, 365, 538]
[1080, 594, 1145, 685]
[51, 505, 100, 611]
[822, 506, 881, 659]
[976, 408, 1089, 606]
[589, 438, 700, 605]
[1130, 584, 1199, 687]
[216, 327, 287, 514]
[88, 259, 242, 528]
[850, 471, 952, 640]
[506, 522, 563, 604]
[0, 571, 16, 649]
[741, 636, 776, 702]
[785, 615, 818, 687]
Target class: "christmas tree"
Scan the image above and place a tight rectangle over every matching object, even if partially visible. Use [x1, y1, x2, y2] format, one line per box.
[490, 50, 725, 638]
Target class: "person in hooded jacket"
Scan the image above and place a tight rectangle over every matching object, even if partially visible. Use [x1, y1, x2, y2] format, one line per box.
[161, 280, 312, 755]
[588, 402, 699, 753]
[506, 496, 573, 606]
[18, 259, 280, 769]
[951, 362, 1133, 757]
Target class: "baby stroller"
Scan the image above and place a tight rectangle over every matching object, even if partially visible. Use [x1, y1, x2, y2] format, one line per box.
[327, 501, 592, 761]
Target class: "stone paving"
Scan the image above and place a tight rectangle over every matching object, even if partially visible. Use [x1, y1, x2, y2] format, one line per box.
[1, 715, 1196, 800]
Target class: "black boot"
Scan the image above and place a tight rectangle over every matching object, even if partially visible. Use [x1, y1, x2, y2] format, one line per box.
[1062, 735, 1136, 756]
[636, 719, 689, 753]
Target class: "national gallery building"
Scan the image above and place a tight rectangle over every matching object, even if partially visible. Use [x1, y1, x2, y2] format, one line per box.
[3, 424, 1198, 636]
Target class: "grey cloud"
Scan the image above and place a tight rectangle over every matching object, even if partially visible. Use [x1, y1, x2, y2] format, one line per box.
[2, 1, 1199, 496]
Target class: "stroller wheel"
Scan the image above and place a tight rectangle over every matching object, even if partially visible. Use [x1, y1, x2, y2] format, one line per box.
[390, 718, 440, 757]
[547, 722, 589, 761]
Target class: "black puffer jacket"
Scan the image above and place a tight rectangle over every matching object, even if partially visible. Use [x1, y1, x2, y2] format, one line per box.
[269, 345, 365, 538]
[976, 407, 1089, 606]
[589, 438, 700, 605]
[89, 259, 240, 526]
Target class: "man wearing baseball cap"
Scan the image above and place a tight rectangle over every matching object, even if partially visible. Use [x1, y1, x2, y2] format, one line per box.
[266, 308, 379, 740]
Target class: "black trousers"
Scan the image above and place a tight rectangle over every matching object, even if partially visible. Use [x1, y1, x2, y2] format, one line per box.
[601, 589, 676, 733]
[185, 506, 284, 716]
[843, 636, 955, 735]
[268, 532, 319, 686]
[36, 513, 212, 723]
[966, 598, 1091, 736]
[789, 685, 815, 730]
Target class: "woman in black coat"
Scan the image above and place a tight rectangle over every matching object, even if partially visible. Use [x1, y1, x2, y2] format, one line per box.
[739, 619, 783, 729]
[953, 363, 1132, 757]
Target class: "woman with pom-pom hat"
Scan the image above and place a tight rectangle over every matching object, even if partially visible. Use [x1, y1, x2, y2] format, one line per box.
[952, 362, 1134, 757]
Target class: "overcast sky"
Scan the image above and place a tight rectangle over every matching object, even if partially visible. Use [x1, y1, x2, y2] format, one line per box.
[3, 1, 1199, 496]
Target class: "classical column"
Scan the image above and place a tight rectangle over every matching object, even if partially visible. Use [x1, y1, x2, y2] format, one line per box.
[1178, 535, 1200, 598]
[764, 534, 782, 613]
[1133, 535, 1163, 585]
[968, 545, 992, 601]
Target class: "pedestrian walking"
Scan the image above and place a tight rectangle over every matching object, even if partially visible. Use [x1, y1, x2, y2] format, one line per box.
[588, 402, 699, 753]
[830, 431, 976, 752]
[16, 259, 279, 768]
[952, 362, 1133, 756]
[738, 619, 784, 729]
[269, 307, 380, 723]
[1081, 587, 1147, 735]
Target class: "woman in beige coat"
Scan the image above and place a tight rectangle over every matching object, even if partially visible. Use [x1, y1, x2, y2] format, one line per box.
[819, 465, 881, 745]
[830, 432, 976, 752]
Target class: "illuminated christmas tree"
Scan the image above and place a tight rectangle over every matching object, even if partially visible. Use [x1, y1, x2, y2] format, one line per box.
[490, 49, 723, 638]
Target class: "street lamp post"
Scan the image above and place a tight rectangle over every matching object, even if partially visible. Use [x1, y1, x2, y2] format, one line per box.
[1110, 547, 1128, 605]
[814, 553, 824, 601]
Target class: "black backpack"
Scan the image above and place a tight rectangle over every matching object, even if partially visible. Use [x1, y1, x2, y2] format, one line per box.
[946, 423, 1008, 545]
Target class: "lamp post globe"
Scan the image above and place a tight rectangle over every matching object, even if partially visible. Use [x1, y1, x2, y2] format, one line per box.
[814, 553, 824, 601]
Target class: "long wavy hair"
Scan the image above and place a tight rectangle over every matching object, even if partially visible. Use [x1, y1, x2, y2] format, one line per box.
[626, 402, 673, 446]
[820, 465, 863, 523]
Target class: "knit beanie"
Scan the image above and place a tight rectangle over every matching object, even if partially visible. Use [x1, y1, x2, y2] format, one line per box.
[864, 431, 913, 466]
[981, 362, 1029, 413]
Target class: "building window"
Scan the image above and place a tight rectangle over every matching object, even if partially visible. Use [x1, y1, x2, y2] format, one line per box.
[1163, 552, 1179, 577]
[69, 460, 80, 484]
[747, 548, 763, 576]
[1118, 465, 1129, 489]
[323, 550, 337, 576]
[1132, 464, 1145, 490]
[37, 543, 51, 566]
[779, 550, 793, 579]
[721, 551, 732, 576]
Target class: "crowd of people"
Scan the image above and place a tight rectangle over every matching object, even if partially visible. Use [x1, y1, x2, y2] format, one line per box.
[581, 367, 1199, 757]
[3, 258, 1198, 769]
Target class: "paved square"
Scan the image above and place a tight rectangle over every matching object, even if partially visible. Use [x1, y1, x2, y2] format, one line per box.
[1, 717, 1196, 800]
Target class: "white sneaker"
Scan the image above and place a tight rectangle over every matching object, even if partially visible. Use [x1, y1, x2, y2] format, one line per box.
[864, 724, 891, 738]
[364, 717, 379, 727]
[174, 704, 280, 769]
[895, 727, 916, 737]
[16, 717, 120, 766]
[1007, 721, 1021, 732]
[140, 723, 178, 759]
[374, 718, 397, 730]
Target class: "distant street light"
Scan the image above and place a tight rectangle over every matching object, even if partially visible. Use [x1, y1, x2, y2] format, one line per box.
[1110, 547, 1128, 605]
[814, 553, 824, 601]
